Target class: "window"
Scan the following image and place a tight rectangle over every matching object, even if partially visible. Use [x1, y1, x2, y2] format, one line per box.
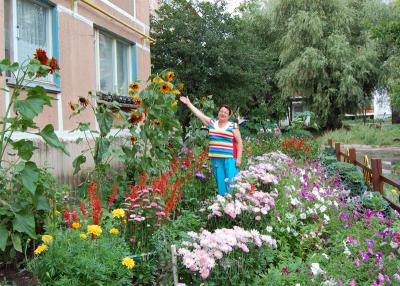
[4, 0, 58, 87]
[96, 30, 135, 96]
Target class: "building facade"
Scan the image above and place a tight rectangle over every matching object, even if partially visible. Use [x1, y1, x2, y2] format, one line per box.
[1, 0, 152, 183]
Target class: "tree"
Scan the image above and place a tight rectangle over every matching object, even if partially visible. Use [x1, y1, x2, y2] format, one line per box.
[270, 0, 383, 128]
[151, 0, 281, 127]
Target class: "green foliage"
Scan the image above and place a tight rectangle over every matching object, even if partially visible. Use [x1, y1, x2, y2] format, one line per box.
[318, 121, 400, 146]
[27, 229, 133, 285]
[325, 162, 368, 197]
[0, 55, 65, 258]
[151, 0, 283, 125]
[271, 0, 382, 129]
[360, 191, 391, 215]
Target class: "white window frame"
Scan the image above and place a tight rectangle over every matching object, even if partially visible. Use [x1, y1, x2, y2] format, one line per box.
[94, 29, 133, 96]
[6, 0, 56, 87]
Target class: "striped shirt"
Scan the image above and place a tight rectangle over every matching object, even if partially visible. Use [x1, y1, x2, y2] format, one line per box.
[208, 119, 237, 158]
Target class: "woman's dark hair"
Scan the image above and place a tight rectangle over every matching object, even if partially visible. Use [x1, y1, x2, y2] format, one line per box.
[219, 104, 232, 115]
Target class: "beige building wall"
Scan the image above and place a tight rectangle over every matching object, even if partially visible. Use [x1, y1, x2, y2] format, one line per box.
[1, 0, 152, 184]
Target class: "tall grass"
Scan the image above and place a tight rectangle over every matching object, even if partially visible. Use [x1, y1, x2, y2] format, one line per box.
[317, 121, 400, 146]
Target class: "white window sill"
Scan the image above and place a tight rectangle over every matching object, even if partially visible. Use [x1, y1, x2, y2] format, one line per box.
[6, 77, 61, 94]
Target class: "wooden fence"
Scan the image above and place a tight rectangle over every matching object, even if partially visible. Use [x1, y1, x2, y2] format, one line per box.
[328, 139, 400, 213]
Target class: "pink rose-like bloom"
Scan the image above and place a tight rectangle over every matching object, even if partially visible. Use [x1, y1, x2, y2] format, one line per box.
[255, 216, 261, 221]
[200, 268, 210, 279]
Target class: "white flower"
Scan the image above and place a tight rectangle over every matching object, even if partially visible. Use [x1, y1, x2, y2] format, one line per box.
[310, 263, 325, 276]
[319, 205, 327, 213]
[266, 226, 273, 232]
[323, 214, 330, 222]
[299, 213, 306, 220]
[390, 241, 399, 249]
[286, 226, 291, 233]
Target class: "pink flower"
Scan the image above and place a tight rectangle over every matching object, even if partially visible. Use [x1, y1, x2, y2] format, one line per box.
[255, 215, 261, 221]
[350, 280, 356, 286]
[200, 268, 210, 279]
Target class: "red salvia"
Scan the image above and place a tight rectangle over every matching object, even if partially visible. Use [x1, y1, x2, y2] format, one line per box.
[79, 202, 87, 215]
[107, 183, 118, 210]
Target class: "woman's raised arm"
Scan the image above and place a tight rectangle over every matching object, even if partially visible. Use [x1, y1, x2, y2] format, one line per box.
[179, 96, 211, 127]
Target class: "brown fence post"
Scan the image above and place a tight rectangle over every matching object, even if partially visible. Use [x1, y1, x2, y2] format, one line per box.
[371, 159, 383, 194]
[328, 139, 333, 147]
[349, 148, 356, 165]
[335, 143, 341, 161]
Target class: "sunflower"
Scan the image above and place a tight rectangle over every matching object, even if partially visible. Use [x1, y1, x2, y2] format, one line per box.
[129, 82, 140, 91]
[153, 119, 161, 127]
[171, 89, 181, 95]
[153, 77, 164, 84]
[128, 112, 143, 125]
[69, 102, 79, 111]
[164, 71, 175, 82]
[78, 97, 89, 107]
[130, 136, 137, 144]
[133, 97, 143, 106]
[49, 57, 60, 74]
[34, 48, 48, 65]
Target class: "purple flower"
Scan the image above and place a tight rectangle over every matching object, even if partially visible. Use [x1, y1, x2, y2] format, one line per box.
[376, 252, 383, 259]
[281, 267, 289, 274]
[365, 239, 374, 248]
[355, 258, 360, 268]
[347, 236, 354, 244]
[378, 273, 385, 282]
[194, 170, 207, 181]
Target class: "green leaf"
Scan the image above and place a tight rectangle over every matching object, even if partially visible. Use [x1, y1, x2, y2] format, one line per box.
[11, 139, 37, 160]
[72, 155, 86, 175]
[0, 58, 11, 73]
[11, 232, 22, 252]
[17, 161, 39, 195]
[96, 109, 114, 137]
[13, 213, 36, 238]
[35, 195, 50, 211]
[13, 86, 53, 121]
[0, 224, 9, 251]
[38, 124, 69, 155]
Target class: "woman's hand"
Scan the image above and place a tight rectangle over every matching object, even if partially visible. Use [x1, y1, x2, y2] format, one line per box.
[179, 96, 191, 106]
[236, 159, 241, 168]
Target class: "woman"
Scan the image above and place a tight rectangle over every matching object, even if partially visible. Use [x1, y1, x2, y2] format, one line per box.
[180, 96, 243, 196]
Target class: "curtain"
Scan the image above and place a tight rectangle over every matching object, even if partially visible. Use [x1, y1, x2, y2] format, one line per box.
[99, 32, 114, 93]
[17, 0, 48, 63]
[116, 41, 129, 96]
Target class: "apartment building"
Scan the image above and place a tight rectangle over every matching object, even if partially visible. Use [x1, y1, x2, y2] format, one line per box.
[0, 0, 153, 183]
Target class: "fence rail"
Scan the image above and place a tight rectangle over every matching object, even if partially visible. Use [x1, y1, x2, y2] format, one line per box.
[327, 139, 400, 213]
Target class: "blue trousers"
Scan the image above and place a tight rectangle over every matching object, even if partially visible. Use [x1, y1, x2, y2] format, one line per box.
[211, 158, 238, 196]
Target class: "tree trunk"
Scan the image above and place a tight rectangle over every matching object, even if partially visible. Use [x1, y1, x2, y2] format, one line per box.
[392, 105, 400, 124]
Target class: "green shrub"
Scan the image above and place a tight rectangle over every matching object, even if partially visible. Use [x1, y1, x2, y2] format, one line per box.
[283, 128, 313, 139]
[360, 191, 391, 215]
[324, 162, 368, 197]
[28, 229, 133, 285]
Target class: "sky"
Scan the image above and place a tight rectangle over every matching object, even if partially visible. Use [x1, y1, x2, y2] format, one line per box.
[200, 0, 245, 13]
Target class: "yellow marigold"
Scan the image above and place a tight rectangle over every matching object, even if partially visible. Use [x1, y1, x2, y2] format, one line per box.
[112, 208, 125, 219]
[80, 233, 87, 240]
[42, 235, 53, 243]
[87, 225, 102, 237]
[109, 228, 119, 235]
[391, 189, 398, 195]
[34, 244, 48, 255]
[72, 222, 81, 229]
[171, 100, 178, 108]
[171, 89, 181, 95]
[122, 257, 135, 269]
